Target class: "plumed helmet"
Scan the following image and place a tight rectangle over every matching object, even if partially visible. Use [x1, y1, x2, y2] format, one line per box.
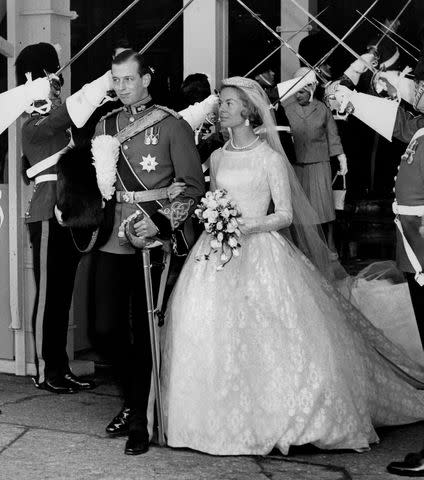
[15, 42, 62, 86]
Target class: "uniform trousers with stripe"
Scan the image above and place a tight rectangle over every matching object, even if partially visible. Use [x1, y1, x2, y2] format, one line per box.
[92, 250, 161, 433]
[28, 217, 81, 384]
[405, 272, 424, 348]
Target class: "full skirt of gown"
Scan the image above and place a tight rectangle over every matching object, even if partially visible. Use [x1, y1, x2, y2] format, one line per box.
[162, 230, 424, 455]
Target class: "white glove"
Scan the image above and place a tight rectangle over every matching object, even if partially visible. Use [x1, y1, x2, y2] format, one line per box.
[25, 76, 51, 104]
[66, 71, 113, 128]
[54, 205, 65, 226]
[334, 85, 355, 114]
[337, 154, 348, 175]
[344, 53, 376, 85]
[373, 69, 414, 104]
[81, 70, 113, 106]
[179, 94, 219, 130]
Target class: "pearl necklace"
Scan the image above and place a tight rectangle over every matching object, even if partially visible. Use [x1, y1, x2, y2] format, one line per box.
[230, 135, 260, 150]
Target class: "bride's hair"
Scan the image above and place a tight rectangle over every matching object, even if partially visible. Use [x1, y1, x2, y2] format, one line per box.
[220, 76, 346, 283]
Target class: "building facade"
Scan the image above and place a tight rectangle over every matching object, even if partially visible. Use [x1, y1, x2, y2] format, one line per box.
[0, 0, 321, 376]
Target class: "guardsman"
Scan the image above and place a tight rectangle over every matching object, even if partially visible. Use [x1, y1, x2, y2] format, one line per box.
[15, 43, 113, 394]
[91, 49, 205, 456]
[389, 79, 424, 351]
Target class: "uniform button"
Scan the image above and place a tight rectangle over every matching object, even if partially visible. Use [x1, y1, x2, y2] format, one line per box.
[129, 116, 135, 122]
[123, 144, 129, 150]
[394, 176, 397, 181]
[397, 165, 400, 171]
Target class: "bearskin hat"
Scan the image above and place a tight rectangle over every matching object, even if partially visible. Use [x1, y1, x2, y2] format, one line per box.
[56, 145, 104, 229]
[15, 42, 62, 86]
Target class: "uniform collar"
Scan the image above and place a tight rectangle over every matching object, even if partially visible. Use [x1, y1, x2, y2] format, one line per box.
[124, 95, 153, 115]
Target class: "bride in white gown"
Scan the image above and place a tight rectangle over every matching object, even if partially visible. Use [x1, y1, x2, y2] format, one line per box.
[161, 77, 424, 456]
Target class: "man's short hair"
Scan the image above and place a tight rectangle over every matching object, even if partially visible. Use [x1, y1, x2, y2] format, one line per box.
[111, 49, 152, 77]
[181, 73, 211, 105]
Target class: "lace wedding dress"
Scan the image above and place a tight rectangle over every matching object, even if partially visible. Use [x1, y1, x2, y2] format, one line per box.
[161, 140, 424, 455]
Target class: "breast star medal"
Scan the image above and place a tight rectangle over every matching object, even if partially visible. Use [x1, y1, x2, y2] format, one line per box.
[140, 153, 158, 172]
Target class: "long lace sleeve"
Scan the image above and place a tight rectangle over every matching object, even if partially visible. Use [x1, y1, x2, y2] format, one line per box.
[209, 150, 219, 191]
[243, 152, 293, 233]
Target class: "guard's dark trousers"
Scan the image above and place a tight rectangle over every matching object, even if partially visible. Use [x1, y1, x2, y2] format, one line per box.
[28, 218, 81, 383]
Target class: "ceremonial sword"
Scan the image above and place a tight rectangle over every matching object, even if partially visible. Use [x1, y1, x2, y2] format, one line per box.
[235, 0, 327, 84]
[371, 15, 419, 53]
[139, 0, 196, 56]
[287, 0, 376, 75]
[356, 10, 417, 62]
[375, 0, 413, 49]
[244, 6, 329, 78]
[135, 0, 198, 448]
[56, 0, 141, 76]
[316, 0, 380, 68]
[142, 245, 169, 447]
[277, 0, 380, 105]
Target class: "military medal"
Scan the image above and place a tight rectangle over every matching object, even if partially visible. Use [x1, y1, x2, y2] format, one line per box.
[151, 126, 160, 145]
[144, 129, 152, 145]
[140, 153, 158, 172]
[144, 127, 160, 146]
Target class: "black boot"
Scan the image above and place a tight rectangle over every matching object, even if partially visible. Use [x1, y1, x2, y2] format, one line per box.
[387, 450, 424, 476]
[125, 430, 149, 455]
[106, 407, 131, 437]
[63, 372, 96, 391]
[34, 377, 77, 394]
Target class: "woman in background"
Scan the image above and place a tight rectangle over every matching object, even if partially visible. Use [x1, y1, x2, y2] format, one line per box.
[285, 67, 347, 258]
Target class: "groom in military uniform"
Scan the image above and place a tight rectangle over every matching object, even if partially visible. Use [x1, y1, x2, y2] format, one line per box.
[91, 50, 204, 455]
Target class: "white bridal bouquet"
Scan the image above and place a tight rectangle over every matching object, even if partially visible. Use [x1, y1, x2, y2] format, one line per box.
[194, 189, 242, 270]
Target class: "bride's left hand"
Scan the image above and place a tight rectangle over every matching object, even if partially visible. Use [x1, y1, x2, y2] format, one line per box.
[237, 217, 256, 235]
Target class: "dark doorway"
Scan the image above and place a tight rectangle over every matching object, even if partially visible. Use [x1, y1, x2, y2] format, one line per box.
[228, 0, 281, 80]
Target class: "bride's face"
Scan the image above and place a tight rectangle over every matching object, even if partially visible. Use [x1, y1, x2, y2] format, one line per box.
[218, 87, 246, 128]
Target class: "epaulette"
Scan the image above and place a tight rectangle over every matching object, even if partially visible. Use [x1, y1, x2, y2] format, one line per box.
[99, 106, 124, 123]
[155, 105, 182, 119]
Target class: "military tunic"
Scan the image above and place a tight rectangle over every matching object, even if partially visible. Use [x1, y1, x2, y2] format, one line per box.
[392, 106, 424, 346]
[22, 104, 73, 223]
[93, 99, 204, 254]
[392, 107, 424, 274]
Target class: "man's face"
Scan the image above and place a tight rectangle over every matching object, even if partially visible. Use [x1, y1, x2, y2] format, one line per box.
[111, 58, 150, 105]
[257, 69, 275, 88]
[47, 73, 62, 107]
[263, 69, 275, 85]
